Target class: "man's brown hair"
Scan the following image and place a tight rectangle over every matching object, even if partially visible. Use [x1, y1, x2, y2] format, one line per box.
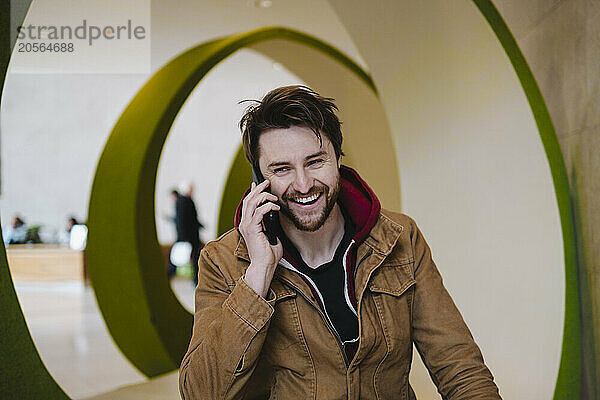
[239, 85, 344, 168]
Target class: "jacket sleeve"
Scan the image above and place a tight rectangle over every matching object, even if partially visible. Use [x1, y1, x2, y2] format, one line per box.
[409, 218, 502, 400]
[179, 245, 275, 400]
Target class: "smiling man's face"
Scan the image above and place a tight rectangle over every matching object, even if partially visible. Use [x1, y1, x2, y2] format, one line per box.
[257, 125, 341, 232]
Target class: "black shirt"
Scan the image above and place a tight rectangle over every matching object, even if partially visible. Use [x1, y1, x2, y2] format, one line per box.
[280, 205, 358, 360]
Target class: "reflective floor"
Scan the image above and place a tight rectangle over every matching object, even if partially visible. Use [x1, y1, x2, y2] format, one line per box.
[14, 278, 195, 399]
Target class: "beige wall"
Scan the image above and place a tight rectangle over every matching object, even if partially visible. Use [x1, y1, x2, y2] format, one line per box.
[493, 2, 599, 394]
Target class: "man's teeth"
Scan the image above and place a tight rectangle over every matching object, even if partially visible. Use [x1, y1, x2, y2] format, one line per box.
[293, 193, 320, 204]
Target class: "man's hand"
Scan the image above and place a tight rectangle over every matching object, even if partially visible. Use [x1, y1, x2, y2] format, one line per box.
[238, 180, 283, 298]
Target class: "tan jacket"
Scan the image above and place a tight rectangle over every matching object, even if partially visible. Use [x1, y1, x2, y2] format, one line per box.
[179, 210, 501, 399]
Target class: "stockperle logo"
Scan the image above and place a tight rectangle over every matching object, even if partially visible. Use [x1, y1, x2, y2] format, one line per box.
[17, 20, 147, 46]
[10, 0, 151, 74]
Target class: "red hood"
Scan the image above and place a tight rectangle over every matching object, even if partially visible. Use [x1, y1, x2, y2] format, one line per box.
[234, 165, 381, 245]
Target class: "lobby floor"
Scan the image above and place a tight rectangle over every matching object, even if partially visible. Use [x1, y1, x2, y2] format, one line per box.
[14, 278, 195, 399]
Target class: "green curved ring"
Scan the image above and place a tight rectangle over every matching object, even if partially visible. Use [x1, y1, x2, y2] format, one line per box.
[86, 26, 377, 377]
[217, 146, 253, 237]
[473, 2, 581, 398]
[0, 1, 69, 397]
[0, 236, 70, 399]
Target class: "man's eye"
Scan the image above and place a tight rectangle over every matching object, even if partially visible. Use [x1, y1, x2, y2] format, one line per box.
[274, 167, 290, 174]
[308, 159, 324, 167]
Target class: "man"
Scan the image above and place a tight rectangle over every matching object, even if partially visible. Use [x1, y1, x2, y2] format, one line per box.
[171, 185, 204, 284]
[179, 86, 501, 399]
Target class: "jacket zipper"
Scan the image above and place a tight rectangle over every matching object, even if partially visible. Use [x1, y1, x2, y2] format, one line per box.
[277, 239, 373, 369]
[276, 259, 350, 367]
[292, 281, 350, 367]
[342, 240, 358, 316]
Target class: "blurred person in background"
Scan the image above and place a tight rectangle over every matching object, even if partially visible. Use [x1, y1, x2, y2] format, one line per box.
[59, 216, 80, 245]
[170, 183, 204, 285]
[3, 215, 28, 245]
[59, 216, 87, 250]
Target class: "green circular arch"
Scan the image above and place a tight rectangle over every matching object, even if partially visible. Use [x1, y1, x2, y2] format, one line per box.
[86, 26, 378, 377]
[217, 145, 252, 237]
[473, 3, 581, 397]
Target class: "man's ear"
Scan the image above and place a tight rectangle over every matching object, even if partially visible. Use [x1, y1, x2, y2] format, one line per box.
[337, 156, 342, 169]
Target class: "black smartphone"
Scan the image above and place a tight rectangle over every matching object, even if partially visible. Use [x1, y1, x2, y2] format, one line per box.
[252, 165, 280, 245]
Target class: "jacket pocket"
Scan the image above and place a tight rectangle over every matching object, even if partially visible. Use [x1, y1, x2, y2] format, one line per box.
[368, 263, 415, 297]
[367, 263, 416, 399]
[367, 263, 416, 342]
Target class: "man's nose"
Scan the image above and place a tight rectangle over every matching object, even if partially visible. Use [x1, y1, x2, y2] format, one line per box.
[293, 169, 312, 193]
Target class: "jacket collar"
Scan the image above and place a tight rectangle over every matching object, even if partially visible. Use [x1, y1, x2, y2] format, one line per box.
[364, 212, 404, 258]
[233, 208, 406, 303]
[234, 237, 250, 261]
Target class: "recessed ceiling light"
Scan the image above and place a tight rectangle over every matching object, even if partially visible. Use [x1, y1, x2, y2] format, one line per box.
[255, 0, 273, 8]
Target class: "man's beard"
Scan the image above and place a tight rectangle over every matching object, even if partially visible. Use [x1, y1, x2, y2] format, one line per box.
[279, 177, 341, 232]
